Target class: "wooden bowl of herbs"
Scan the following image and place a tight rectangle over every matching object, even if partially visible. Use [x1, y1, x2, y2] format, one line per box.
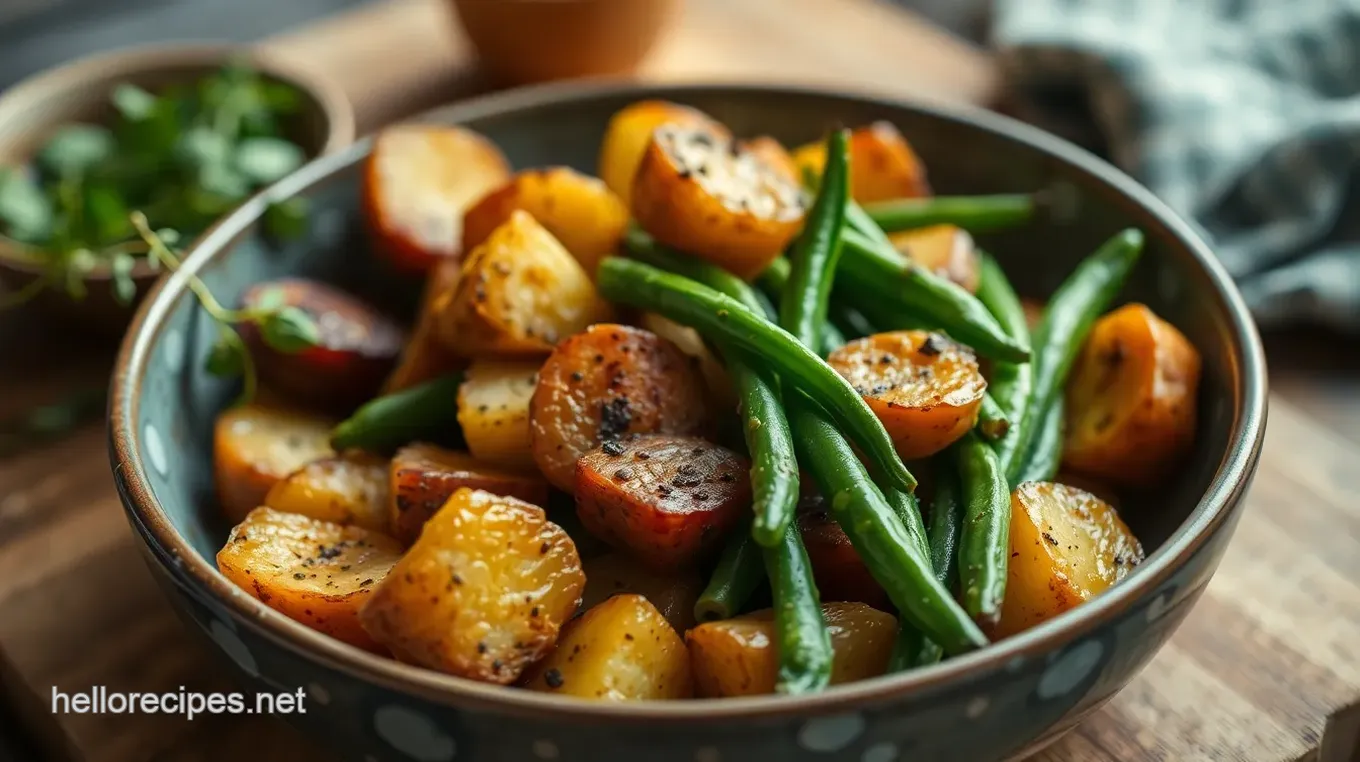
[0, 43, 354, 333]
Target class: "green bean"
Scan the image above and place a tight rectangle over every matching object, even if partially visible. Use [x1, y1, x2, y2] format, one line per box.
[1008, 229, 1144, 484]
[975, 253, 1032, 474]
[976, 393, 1010, 441]
[596, 257, 915, 494]
[756, 257, 844, 355]
[828, 301, 878, 341]
[1012, 402, 1063, 484]
[955, 430, 1012, 627]
[888, 468, 965, 670]
[695, 526, 766, 622]
[762, 522, 834, 693]
[864, 194, 1037, 234]
[882, 484, 945, 671]
[788, 398, 987, 655]
[837, 222, 1030, 363]
[624, 225, 765, 315]
[781, 129, 849, 349]
[329, 372, 465, 453]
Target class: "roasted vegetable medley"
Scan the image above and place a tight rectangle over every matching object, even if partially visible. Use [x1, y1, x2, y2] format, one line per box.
[213, 101, 1204, 701]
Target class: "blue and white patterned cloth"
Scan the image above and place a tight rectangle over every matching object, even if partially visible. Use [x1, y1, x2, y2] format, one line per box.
[994, 0, 1360, 331]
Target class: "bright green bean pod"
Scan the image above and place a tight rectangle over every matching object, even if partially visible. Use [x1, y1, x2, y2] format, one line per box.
[929, 470, 964, 595]
[695, 526, 765, 622]
[882, 484, 946, 670]
[756, 256, 791, 298]
[781, 129, 849, 349]
[975, 253, 1032, 473]
[329, 372, 464, 453]
[788, 397, 988, 655]
[1008, 229, 1144, 484]
[828, 301, 879, 341]
[976, 393, 1010, 441]
[864, 193, 1037, 234]
[596, 257, 915, 494]
[762, 522, 834, 693]
[1012, 402, 1064, 484]
[955, 430, 1012, 627]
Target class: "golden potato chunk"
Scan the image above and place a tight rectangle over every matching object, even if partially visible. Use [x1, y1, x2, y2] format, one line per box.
[383, 258, 466, 393]
[530, 324, 714, 491]
[435, 210, 614, 357]
[462, 167, 629, 278]
[686, 602, 897, 698]
[597, 99, 730, 207]
[792, 121, 931, 202]
[457, 358, 541, 471]
[631, 124, 806, 280]
[580, 553, 703, 634]
[522, 594, 692, 700]
[217, 508, 402, 652]
[389, 443, 549, 545]
[264, 452, 389, 533]
[1063, 303, 1202, 486]
[741, 135, 800, 184]
[576, 434, 750, 570]
[214, 403, 335, 523]
[362, 124, 512, 274]
[827, 331, 986, 459]
[889, 225, 979, 293]
[991, 482, 1144, 639]
[359, 488, 584, 683]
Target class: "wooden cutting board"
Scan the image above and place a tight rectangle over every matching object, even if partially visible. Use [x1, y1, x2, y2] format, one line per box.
[0, 1, 1356, 761]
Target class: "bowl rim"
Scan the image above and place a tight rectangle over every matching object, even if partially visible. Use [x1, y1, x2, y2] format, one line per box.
[0, 40, 356, 281]
[109, 80, 1268, 721]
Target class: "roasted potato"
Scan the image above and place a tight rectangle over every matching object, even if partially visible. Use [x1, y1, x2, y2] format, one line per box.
[792, 121, 931, 202]
[827, 331, 986, 459]
[530, 324, 714, 491]
[214, 403, 335, 523]
[263, 452, 389, 533]
[576, 434, 749, 570]
[991, 481, 1144, 639]
[435, 210, 614, 357]
[1063, 303, 1202, 486]
[382, 258, 466, 393]
[580, 553, 703, 634]
[522, 594, 692, 700]
[797, 498, 888, 610]
[389, 443, 549, 545]
[686, 602, 897, 698]
[462, 167, 629, 278]
[239, 279, 404, 412]
[217, 508, 403, 652]
[359, 488, 585, 683]
[631, 123, 806, 280]
[889, 225, 979, 293]
[362, 124, 512, 274]
[741, 135, 800, 184]
[457, 358, 541, 470]
[1054, 470, 1122, 509]
[597, 100, 730, 207]
[637, 312, 736, 414]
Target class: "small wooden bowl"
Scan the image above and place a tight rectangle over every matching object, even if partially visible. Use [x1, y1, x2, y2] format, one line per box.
[0, 43, 355, 334]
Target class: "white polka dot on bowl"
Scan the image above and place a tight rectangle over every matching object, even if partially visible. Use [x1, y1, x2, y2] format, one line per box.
[797, 713, 866, 753]
[1036, 640, 1104, 700]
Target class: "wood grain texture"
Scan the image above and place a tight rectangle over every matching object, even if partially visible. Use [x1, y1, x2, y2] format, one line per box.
[0, 1, 1355, 760]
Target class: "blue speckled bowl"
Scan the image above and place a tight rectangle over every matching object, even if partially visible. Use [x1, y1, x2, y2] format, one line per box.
[109, 83, 1267, 762]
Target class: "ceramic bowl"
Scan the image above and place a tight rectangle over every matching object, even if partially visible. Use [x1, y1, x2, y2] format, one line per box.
[0, 42, 354, 333]
[109, 83, 1267, 762]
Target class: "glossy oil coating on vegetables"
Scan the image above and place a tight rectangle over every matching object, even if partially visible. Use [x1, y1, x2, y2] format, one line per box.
[209, 99, 1206, 704]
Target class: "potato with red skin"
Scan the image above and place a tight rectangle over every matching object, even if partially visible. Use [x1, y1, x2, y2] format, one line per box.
[827, 331, 987, 460]
[436, 210, 614, 357]
[214, 403, 335, 523]
[792, 121, 931, 202]
[1063, 303, 1202, 487]
[597, 100, 730, 207]
[218, 507, 402, 652]
[264, 452, 389, 533]
[991, 482, 1144, 639]
[389, 443, 549, 545]
[240, 279, 405, 412]
[631, 124, 806, 280]
[796, 497, 888, 610]
[529, 324, 714, 491]
[889, 225, 979, 293]
[575, 434, 749, 571]
[382, 258, 465, 394]
[461, 167, 629, 278]
[362, 124, 511, 274]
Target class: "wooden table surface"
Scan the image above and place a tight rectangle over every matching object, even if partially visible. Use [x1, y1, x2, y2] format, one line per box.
[0, 1, 1357, 761]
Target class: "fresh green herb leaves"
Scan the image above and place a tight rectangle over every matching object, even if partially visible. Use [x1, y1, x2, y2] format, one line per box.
[0, 60, 312, 309]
